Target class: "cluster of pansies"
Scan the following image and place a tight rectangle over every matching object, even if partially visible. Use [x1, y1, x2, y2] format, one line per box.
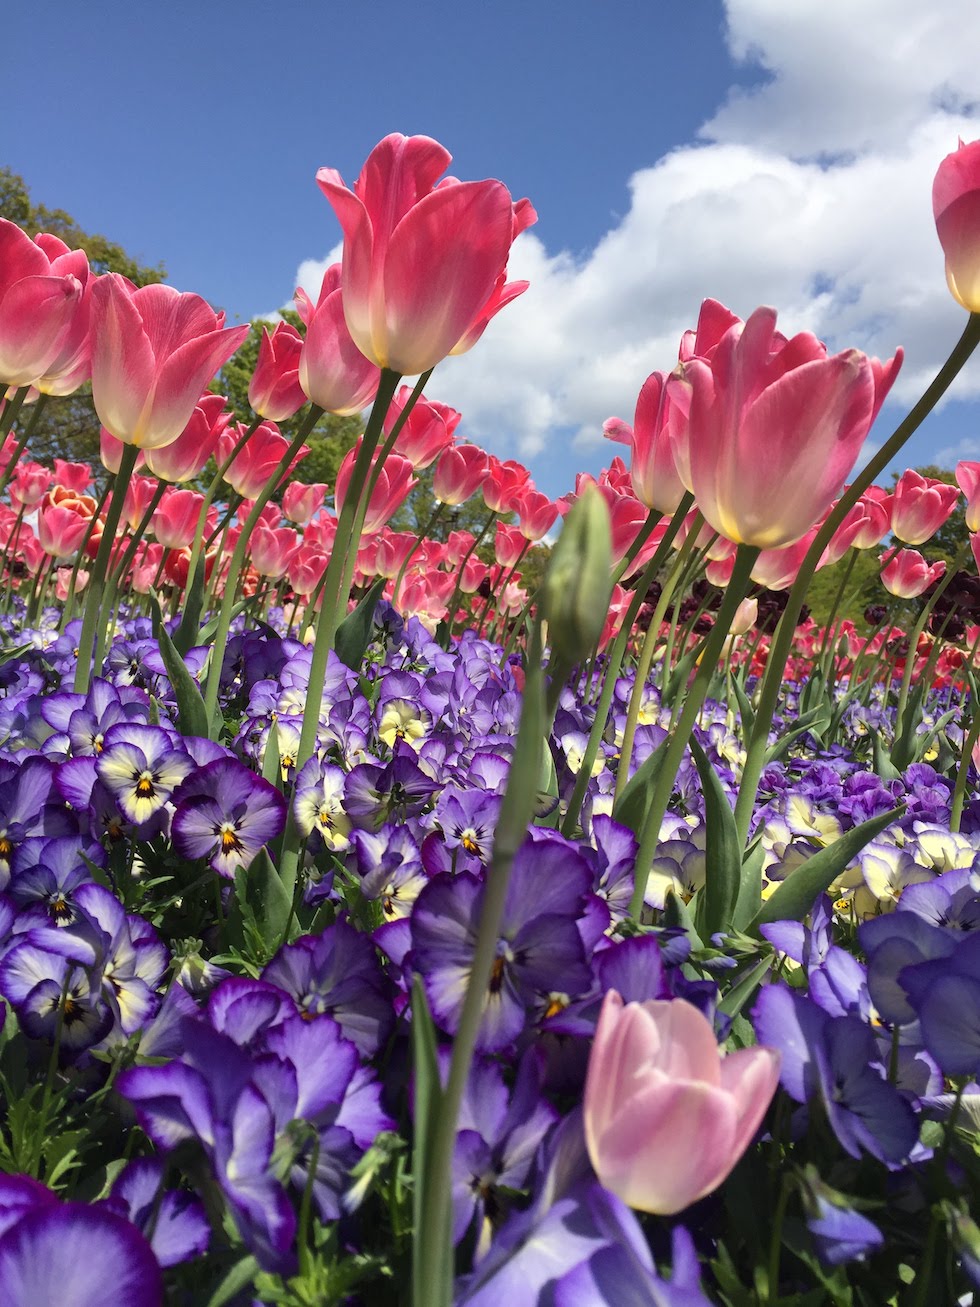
[1, 129, 980, 1306]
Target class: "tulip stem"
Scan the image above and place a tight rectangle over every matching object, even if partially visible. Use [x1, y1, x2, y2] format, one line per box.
[613, 516, 702, 809]
[73, 443, 140, 695]
[202, 413, 321, 731]
[733, 313, 980, 851]
[629, 544, 759, 920]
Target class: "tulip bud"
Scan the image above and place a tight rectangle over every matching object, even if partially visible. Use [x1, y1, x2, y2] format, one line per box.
[540, 484, 612, 661]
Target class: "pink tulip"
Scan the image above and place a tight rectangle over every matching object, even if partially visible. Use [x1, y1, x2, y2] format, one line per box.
[316, 133, 533, 375]
[217, 421, 308, 500]
[334, 447, 417, 535]
[933, 139, 980, 312]
[752, 527, 822, 591]
[494, 522, 527, 568]
[250, 525, 301, 579]
[288, 544, 329, 599]
[152, 487, 207, 550]
[100, 428, 147, 476]
[483, 458, 532, 514]
[619, 371, 688, 513]
[584, 991, 780, 1215]
[445, 529, 476, 566]
[248, 321, 307, 421]
[9, 463, 52, 509]
[52, 459, 93, 494]
[91, 275, 249, 449]
[282, 481, 328, 527]
[889, 469, 959, 545]
[122, 474, 161, 532]
[669, 304, 902, 549]
[37, 503, 90, 559]
[382, 385, 460, 469]
[143, 393, 231, 484]
[433, 443, 489, 506]
[516, 488, 558, 541]
[956, 461, 980, 532]
[0, 220, 90, 389]
[294, 265, 381, 415]
[881, 548, 945, 598]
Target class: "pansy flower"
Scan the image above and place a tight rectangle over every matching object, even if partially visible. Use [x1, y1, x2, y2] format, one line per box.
[96, 724, 193, 826]
[171, 758, 286, 878]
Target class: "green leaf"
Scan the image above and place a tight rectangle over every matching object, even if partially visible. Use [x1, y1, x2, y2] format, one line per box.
[206, 1255, 260, 1307]
[730, 671, 756, 738]
[335, 576, 386, 671]
[718, 953, 774, 1018]
[261, 721, 282, 789]
[732, 838, 765, 932]
[889, 678, 928, 770]
[613, 736, 669, 837]
[872, 730, 902, 782]
[765, 705, 833, 763]
[690, 736, 740, 938]
[148, 593, 209, 739]
[235, 848, 292, 951]
[172, 550, 207, 656]
[411, 975, 449, 1307]
[749, 805, 904, 933]
[662, 887, 703, 950]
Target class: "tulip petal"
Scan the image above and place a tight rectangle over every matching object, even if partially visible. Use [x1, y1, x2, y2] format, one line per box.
[91, 275, 156, 443]
[381, 181, 514, 375]
[719, 1046, 781, 1159]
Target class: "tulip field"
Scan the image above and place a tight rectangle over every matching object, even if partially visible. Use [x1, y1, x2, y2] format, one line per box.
[2, 132, 980, 1305]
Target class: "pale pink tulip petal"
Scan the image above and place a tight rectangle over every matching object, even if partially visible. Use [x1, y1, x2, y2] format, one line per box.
[0, 275, 82, 385]
[720, 1047, 783, 1160]
[595, 1077, 737, 1214]
[91, 275, 156, 441]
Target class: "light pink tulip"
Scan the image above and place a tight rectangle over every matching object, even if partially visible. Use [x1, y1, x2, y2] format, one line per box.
[294, 266, 381, 415]
[584, 991, 780, 1215]
[881, 548, 945, 598]
[100, 428, 147, 476]
[516, 488, 558, 541]
[956, 461, 980, 532]
[37, 504, 90, 559]
[0, 221, 90, 389]
[250, 526, 301, 579]
[152, 487, 207, 550]
[91, 275, 248, 449]
[889, 469, 959, 545]
[933, 139, 980, 312]
[483, 457, 531, 514]
[622, 371, 688, 513]
[669, 304, 902, 549]
[334, 447, 417, 535]
[53, 459, 93, 494]
[316, 134, 533, 375]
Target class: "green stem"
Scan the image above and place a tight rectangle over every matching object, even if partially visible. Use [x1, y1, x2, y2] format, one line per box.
[893, 541, 968, 738]
[733, 313, 980, 850]
[58, 481, 112, 633]
[559, 494, 693, 837]
[202, 417, 320, 728]
[629, 544, 759, 918]
[415, 625, 547, 1306]
[73, 444, 140, 694]
[613, 519, 702, 808]
[445, 510, 497, 637]
[92, 479, 169, 672]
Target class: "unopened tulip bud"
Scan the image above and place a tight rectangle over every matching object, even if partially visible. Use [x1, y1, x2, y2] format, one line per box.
[540, 485, 612, 660]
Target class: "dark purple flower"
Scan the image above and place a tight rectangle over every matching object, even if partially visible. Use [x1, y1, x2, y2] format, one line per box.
[106, 1158, 209, 1268]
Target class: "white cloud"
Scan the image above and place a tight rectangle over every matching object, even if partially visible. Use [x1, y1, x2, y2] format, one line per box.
[936, 435, 980, 465]
[279, 0, 980, 481]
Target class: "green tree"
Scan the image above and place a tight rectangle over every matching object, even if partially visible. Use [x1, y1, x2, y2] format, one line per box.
[0, 167, 167, 471]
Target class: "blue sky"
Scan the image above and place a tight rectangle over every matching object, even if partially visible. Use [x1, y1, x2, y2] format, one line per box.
[9, 1, 980, 500]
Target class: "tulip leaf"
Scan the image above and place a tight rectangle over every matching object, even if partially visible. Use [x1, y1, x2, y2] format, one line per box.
[748, 805, 904, 933]
[335, 577, 387, 671]
[172, 553, 207, 656]
[261, 721, 283, 790]
[690, 736, 740, 939]
[207, 1255, 261, 1307]
[731, 838, 765, 932]
[764, 705, 833, 763]
[534, 739, 561, 827]
[613, 736, 669, 837]
[730, 671, 756, 738]
[889, 679, 928, 770]
[662, 887, 703, 950]
[411, 975, 449, 1307]
[718, 953, 774, 1018]
[148, 593, 210, 740]
[233, 847, 292, 953]
[872, 730, 902, 782]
